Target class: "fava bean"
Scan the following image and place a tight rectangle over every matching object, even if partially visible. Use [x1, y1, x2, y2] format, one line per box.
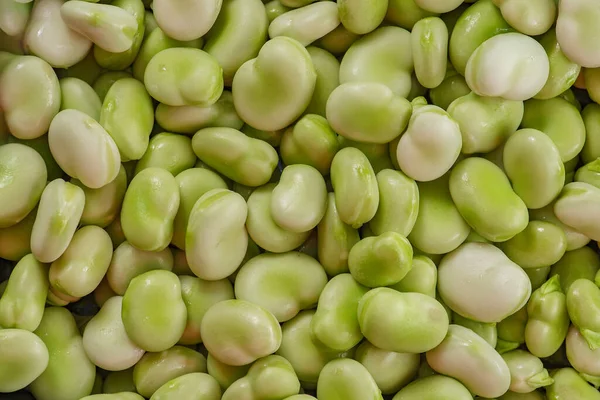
[426, 324, 511, 398]
[525, 275, 570, 358]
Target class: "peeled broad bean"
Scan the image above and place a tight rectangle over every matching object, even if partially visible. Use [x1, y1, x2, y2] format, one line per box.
[535, 29, 581, 100]
[0, 56, 60, 139]
[153, 0, 222, 42]
[60, 1, 138, 53]
[235, 252, 327, 322]
[337, 0, 386, 35]
[203, 0, 268, 86]
[49, 109, 121, 188]
[466, 32, 550, 101]
[566, 324, 600, 382]
[192, 127, 279, 187]
[521, 97, 586, 163]
[502, 350, 553, 393]
[232, 36, 316, 131]
[355, 341, 419, 394]
[546, 368, 600, 400]
[525, 275, 570, 358]
[348, 232, 413, 287]
[396, 101, 461, 181]
[411, 17, 447, 89]
[121, 270, 187, 352]
[30, 307, 96, 400]
[566, 278, 600, 349]
[555, 0, 600, 68]
[276, 310, 345, 388]
[0, 254, 48, 331]
[358, 287, 449, 353]
[222, 355, 300, 400]
[82, 296, 145, 371]
[449, 157, 529, 242]
[408, 174, 470, 254]
[326, 82, 412, 144]
[150, 373, 221, 400]
[316, 358, 382, 400]
[0, 0, 31, 37]
[311, 273, 368, 352]
[554, 182, 600, 241]
[447, 92, 523, 154]
[330, 147, 379, 229]
[492, 0, 556, 36]
[448, 0, 512, 76]
[271, 165, 327, 233]
[100, 77, 153, 161]
[133, 346, 207, 398]
[316, 193, 360, 276]
[0, 328, 49, 393]
[23, 0, 91, 68]
[120, 167, 180, 252]
[500, 221, 567, 269]
[515, 139, 567, 196]
[59, 77, 102, 120]
[201, 299, 282, 366]
[246, 184, 310, 253]
[144, 48, 223, 107]
[30, 179, 85, 263]
[106, 241, 173, 295]
[438, 242, 531, 323]
[0, 143, 47, 228]
[369, 169, 419, 237]
[339, 26, 412, 98]
[269, 2, 340, 46]
[49, 225, 112, 299]
[392, 375, 472, 400]
[426, 324, 511, 398]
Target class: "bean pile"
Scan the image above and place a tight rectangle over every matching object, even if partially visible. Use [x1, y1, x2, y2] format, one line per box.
[1, 0, 600, 399]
